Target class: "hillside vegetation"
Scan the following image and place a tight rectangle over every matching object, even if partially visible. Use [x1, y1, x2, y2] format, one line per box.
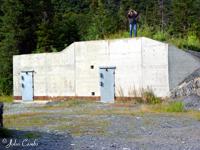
[0, 0, 199, 95]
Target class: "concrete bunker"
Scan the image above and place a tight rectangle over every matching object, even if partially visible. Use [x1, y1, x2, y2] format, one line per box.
[13, 37, 200, 102]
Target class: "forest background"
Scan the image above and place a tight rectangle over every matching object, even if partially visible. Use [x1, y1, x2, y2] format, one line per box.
[0, 0, 199, 95]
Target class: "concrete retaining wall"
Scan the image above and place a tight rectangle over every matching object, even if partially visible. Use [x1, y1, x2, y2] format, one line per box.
[15, 37, 195, 100]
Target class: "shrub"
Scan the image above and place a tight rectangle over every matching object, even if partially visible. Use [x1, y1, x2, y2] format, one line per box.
[138, 88, 162, 104]
[185, 33, 200, 51]
[168, 33, 200, 51]
[153, 31, 169, 41]
[142, 91, 161, 104]
[138, 25, 153, 38]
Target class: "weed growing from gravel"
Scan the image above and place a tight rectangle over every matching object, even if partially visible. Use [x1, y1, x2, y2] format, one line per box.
[164, 102, 185, 112]
[141, 90, 161, 104]
[139, 101, 185, 113]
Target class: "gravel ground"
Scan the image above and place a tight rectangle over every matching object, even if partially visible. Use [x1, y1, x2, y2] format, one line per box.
[1, 101, 200, 150]
[0, 130, 72, 150]
[176, 95, 200, 110]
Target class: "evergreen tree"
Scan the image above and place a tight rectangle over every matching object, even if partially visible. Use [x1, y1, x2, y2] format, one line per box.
[36, 0, 54, 52]
[171, 0, 200, 36]
[0, 0, 23, 95]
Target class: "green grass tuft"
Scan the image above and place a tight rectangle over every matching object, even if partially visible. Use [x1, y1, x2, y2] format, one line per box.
[23, 132, 41, 139]
[164, 101, 185, 112]
[0, 96, 13, 103]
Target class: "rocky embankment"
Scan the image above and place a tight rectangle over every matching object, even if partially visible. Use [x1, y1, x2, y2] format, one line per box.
[171, 68, 200, 110]
[171, 68, 200, 98]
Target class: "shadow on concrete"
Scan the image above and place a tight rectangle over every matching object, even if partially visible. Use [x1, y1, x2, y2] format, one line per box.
[0, 129, 73, 150]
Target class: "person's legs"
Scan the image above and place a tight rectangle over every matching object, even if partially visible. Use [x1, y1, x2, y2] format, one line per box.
[129, 23, 133, 37]
[133, 23, 137, 37]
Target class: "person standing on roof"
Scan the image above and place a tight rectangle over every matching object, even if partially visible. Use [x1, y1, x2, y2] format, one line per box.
[127, 9, 139, 37]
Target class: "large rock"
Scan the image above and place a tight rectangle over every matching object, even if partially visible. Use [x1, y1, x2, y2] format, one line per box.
[0, 102, 3, 128]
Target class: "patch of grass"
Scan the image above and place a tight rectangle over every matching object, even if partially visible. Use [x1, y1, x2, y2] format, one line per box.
[139, 101, 185, 113]
[40, 105, 66, 110]
[0, 96, 13, 103]
[104, 31, 129, 39]
[164, 102, 185, 112]
[168, 35, 200, 51]
[92, 108, 136, 116]
[23, 132, 41, 139]
[4, 112, 50, 129]
[52, 117, 109, 136]
[66, 100, 88, 107]
[41, 100, 93, 110]
[0, 128, 12, 138]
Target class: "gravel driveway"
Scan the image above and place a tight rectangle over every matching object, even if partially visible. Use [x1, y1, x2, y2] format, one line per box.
[1, 101, 200, 150]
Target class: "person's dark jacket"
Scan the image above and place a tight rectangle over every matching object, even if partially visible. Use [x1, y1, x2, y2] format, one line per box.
[128, 12, 139, 24]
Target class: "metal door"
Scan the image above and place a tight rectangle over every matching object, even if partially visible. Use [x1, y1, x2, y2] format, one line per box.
[21, 71, 33, 101]
[99, 67, 116, 103]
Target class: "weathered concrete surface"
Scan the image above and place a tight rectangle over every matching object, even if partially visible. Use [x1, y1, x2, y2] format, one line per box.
[168, 46, 200, 90]
[13, 44, 75, 98]
[13, 37, 200, 100]
[142, 38, 169, 96]
[71, 37, 169, 97]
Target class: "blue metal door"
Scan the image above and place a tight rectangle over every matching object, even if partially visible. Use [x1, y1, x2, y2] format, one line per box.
[99, 67, 116, 103]
[21, 71, 33, 101]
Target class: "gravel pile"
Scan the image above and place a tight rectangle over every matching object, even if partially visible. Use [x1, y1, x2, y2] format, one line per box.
[171, 68, 200, 98]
